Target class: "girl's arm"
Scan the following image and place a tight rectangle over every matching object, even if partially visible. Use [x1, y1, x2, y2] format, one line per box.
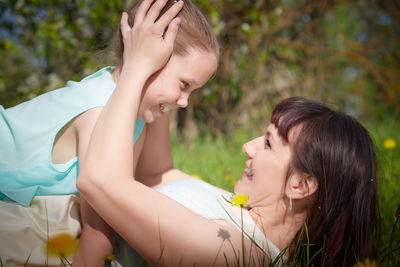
[78, 0, 183, 176]
[135, 113, 200, 188]
[72, 107, 114, 267]
[79, 169, 250, 266]
[73, 0, 178, 263]
[135, 114, 175, 187]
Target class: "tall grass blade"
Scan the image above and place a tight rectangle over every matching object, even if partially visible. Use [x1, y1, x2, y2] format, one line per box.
[156, 221, 165, 267]
[304, 223, 310, 264]
[386, 205, 399, 266]
[342, 238, 351, 267]
[23, 251, 32, 267]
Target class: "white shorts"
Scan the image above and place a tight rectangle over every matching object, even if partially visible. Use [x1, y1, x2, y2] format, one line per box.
[0, 195, 81, 267]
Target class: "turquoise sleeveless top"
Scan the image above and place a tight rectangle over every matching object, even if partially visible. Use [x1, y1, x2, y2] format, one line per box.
[0, 67, 145, 206]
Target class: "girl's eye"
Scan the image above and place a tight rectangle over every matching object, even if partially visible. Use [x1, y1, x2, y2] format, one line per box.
[265, 138, 271, 149]
[181, 81, 190, 90]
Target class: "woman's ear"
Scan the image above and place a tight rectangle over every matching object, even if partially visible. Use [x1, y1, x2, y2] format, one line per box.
[286, 173, 318, 200]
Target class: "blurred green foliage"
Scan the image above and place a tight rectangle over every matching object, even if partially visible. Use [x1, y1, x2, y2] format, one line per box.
[0, 0, 399, 134]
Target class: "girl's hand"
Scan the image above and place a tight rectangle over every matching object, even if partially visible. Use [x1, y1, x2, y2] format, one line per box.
[120, 0, 184, 76]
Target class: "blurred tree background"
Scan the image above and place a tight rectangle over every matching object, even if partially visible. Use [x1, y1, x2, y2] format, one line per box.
[0, 0, 399, 136]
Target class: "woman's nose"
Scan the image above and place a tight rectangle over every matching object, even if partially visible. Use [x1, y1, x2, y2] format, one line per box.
[243, 141, 256, 158]
[243, 136, 264, 158]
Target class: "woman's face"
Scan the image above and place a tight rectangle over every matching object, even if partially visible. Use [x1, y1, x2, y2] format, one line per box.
[234, 124, 294, 207]
[138, 49, 218, 123]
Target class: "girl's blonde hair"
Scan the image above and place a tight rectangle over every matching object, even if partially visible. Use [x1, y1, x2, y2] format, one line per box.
[117, 0, 220, 66]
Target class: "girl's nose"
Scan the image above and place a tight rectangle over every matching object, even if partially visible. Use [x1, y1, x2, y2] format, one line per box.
[177, 93, 189, 108]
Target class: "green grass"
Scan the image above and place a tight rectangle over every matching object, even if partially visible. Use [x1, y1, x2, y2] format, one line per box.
[171, 129, 251, 191]
[171, 116, 400, 266]
[364, 116, 400, 266]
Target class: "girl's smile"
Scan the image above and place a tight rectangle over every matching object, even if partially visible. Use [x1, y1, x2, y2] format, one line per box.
[138, 49, 217, 123]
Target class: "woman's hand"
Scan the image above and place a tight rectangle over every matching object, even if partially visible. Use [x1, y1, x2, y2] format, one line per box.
[121, 0, 184, 76]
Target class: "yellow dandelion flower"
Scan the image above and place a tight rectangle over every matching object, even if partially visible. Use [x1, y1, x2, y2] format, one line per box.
[353, 258, 378, 267]
[231, 194, 249, 208]
[46, 233, 79, 257]
[383, 138, 396, 149]
[104, 254, 115, 262]
[225, 173, 232, 181]
[191, 174, 202, 180]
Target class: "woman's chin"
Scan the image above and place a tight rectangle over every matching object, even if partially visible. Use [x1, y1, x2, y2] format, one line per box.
[233, 179, 245, 194]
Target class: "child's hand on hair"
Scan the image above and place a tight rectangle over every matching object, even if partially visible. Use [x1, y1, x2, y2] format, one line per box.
[120, 0, 183, 76]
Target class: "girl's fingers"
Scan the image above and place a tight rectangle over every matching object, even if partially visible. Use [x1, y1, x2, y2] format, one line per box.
[145, 0, 170, 23]
[134, 0, 154, 24]
[155, 0, 183, 30]
[120, 12, 131, 39]
[164, 17, 181, 45]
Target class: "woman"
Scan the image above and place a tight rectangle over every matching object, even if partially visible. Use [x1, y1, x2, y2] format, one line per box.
[77, 3, 378, 264]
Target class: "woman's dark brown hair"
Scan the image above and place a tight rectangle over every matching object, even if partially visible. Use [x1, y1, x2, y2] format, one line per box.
[117, 0, 219, 66]
[271, 97, 378, 266]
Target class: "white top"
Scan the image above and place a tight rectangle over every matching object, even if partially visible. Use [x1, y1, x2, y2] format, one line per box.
[218, 193, 287, 265]
[114, 178, 287, 266]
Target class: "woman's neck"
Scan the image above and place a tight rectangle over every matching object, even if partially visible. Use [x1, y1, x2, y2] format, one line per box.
[249, 202, 308, 251]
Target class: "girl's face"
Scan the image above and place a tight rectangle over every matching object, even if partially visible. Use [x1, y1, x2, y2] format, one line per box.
[138, 49, 218, 123]
[234, 124, 294, 207]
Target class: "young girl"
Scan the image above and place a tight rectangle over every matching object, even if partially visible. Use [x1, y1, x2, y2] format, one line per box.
[0, 0, 219, 266]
